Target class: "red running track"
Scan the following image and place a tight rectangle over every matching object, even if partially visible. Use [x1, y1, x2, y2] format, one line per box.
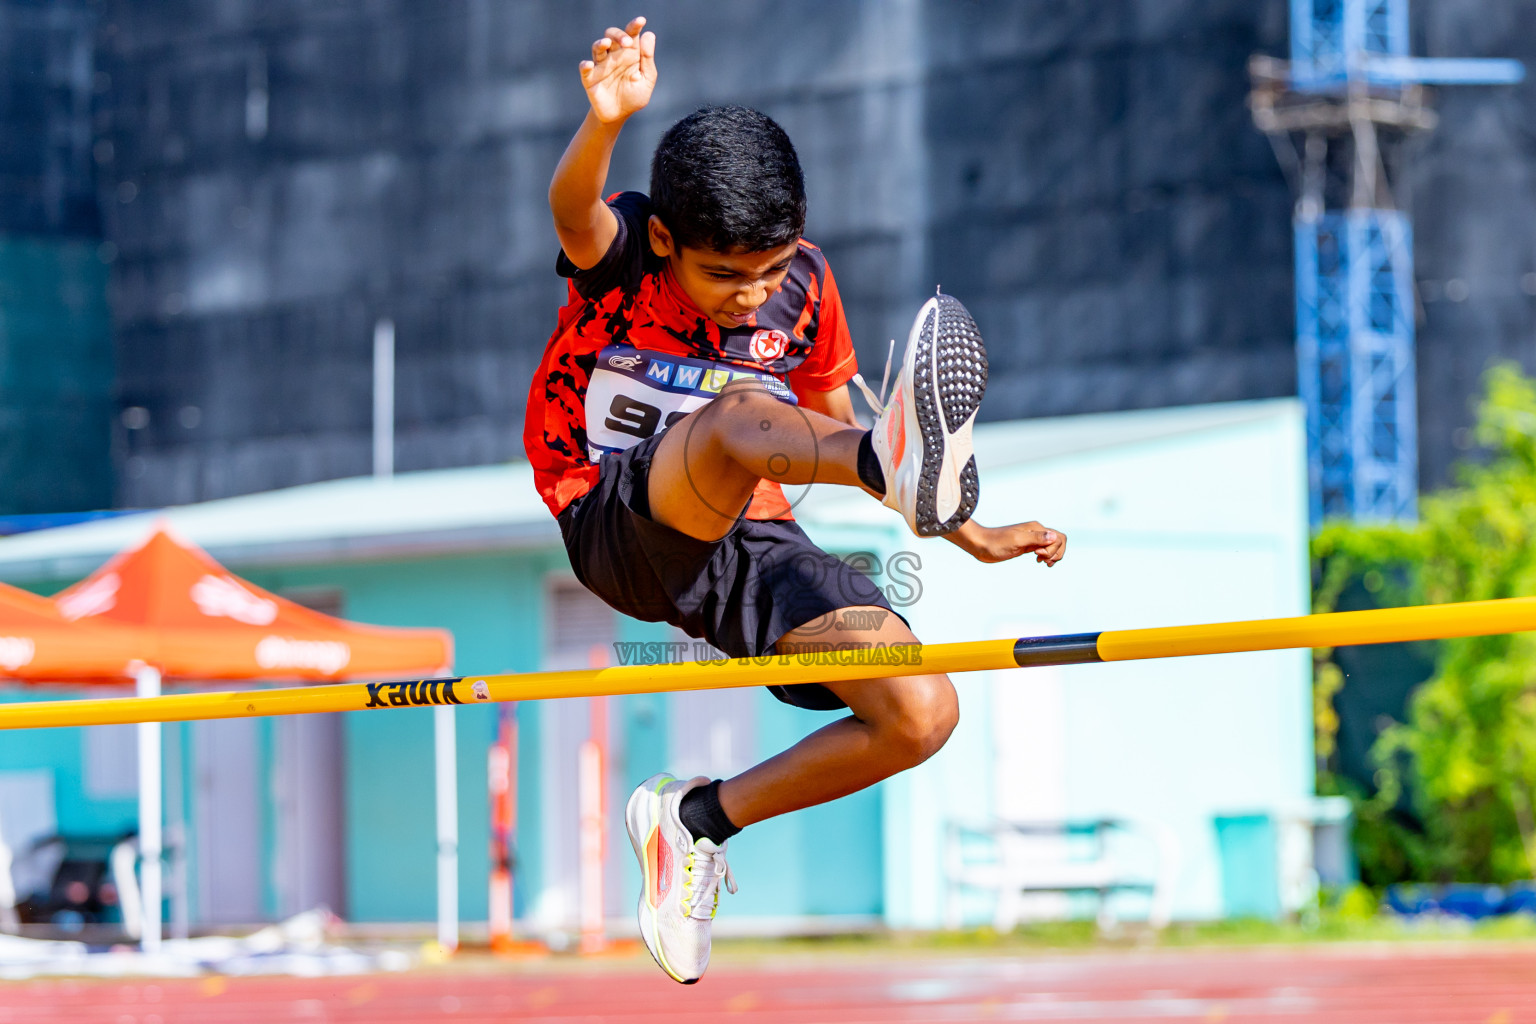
[2, 945, 1536, 1023]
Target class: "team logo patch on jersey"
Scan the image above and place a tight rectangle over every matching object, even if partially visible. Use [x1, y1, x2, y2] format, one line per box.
[750, 329, 790, 363]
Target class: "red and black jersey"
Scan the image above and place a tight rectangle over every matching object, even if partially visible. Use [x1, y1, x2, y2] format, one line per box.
[523, 191, 858, 520]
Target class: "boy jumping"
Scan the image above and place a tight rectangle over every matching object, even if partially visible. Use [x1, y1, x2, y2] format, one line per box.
[525, 17, 1067, 983]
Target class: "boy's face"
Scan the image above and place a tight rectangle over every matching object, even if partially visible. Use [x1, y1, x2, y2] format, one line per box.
[648, 216, 799, 330]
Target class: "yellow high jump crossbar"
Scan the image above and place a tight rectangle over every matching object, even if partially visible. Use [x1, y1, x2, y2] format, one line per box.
[4, 595, 1536, 732]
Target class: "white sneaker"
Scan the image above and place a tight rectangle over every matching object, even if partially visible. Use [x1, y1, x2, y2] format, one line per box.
[861, 290, 988, 536]
[625, 773, 737, 984]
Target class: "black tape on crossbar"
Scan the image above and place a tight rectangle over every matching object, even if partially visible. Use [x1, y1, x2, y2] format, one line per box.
[1012, 632, 1103, 667]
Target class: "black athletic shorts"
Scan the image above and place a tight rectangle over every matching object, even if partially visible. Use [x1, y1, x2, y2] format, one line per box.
[557, 431, 898, 711]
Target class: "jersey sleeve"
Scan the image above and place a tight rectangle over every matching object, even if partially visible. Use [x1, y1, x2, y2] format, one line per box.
[555, 191, 652, 299]
[787, 260, 858, 394]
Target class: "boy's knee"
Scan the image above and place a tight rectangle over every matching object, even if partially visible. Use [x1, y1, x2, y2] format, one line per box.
[880, 677, 959, 768]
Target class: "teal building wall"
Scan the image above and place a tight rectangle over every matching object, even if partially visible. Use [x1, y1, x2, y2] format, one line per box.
[240, 551, 559, 924]
[0, 693, 136, 836]
[0, 236, 113, 514]
[0, 538, 885, 928]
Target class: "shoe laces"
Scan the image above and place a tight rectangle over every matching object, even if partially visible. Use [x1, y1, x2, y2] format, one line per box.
[851, 337, 897, 418]
[682, 842, 737, 921]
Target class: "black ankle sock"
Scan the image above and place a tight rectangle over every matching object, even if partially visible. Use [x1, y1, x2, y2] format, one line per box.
[856, 431, 886, 496]
[678, 780, 741, 846]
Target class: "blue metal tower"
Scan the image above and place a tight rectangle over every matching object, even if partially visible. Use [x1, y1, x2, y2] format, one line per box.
[1250, 0, 1523, 523]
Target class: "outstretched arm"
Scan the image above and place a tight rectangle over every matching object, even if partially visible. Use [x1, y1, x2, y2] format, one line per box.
[549, 17, 657, 270]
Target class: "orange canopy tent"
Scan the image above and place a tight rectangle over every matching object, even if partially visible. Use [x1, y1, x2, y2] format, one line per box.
[47, 526, 455, 950]
[0, 581, 139, 683]
[53, 528, 451, 681]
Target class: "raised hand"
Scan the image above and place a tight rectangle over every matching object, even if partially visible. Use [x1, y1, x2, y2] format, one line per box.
[580, 17, 657, 124]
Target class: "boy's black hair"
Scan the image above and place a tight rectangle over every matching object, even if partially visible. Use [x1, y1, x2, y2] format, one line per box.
[650, 105, 806, 254]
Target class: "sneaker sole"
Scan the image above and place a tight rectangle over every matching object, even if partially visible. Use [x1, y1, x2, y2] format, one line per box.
[911, 294, 987, 535]
[625, 775, 695, 984]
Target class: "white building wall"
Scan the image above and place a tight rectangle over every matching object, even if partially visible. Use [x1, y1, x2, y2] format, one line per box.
[801, 400, 1312, 926]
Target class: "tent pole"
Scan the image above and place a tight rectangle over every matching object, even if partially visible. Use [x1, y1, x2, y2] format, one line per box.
[434, 704, 458, 952]
[135, 665, 163, 953]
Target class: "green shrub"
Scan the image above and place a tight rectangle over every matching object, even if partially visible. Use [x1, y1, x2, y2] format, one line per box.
[1314, 364, 1536, 884]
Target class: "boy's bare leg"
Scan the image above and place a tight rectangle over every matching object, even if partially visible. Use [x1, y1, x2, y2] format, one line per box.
[644, 380, 958, 828]
[715, 610, 958, 828]
[648, 379, 869, 542]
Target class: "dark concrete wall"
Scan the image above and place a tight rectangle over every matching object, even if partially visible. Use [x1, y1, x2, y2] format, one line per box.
[96, 0, 951, 504]
[0, 0, 100, 237]
[920, 1, 1295, 420]
[0, 0, 112, 514]
[87, 0, 1536, 506]
[1408, 5, 1536, 488]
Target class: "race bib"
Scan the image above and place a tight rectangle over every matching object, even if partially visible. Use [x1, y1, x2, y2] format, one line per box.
[585, 345, 797, 460]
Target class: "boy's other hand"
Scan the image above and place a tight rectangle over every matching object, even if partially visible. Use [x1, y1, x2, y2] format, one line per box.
[947, 520, 1067, 566]
[580, 17, 657, 124]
